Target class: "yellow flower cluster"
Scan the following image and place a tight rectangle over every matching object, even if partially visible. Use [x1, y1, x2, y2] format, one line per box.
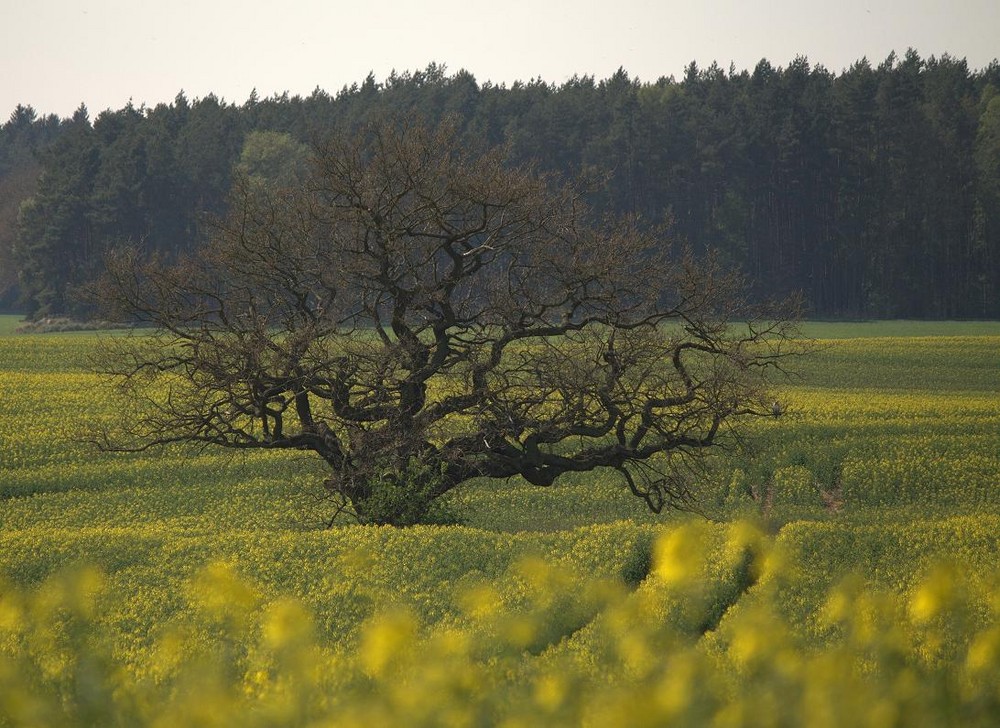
[0, 526, 998, 727]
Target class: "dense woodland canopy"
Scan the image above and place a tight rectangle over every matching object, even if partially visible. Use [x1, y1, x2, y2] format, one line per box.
[2, 50, 1000, 319]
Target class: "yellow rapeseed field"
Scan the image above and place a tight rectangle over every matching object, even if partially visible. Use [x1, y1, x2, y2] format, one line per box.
[1, 318, 999, 725]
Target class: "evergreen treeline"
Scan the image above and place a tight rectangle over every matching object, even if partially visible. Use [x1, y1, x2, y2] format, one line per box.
[2, 51, 1000, 319]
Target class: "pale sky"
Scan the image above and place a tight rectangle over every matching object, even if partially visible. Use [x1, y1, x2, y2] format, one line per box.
[3, 0, 998, 119]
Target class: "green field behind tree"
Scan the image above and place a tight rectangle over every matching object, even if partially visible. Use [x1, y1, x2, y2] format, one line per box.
[1, 316, 999, 725]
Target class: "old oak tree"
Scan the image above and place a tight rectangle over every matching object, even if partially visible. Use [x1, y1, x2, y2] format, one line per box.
[93, 118, 799, 526]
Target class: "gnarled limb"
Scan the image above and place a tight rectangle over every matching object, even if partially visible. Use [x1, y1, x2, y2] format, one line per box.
[89, 117, 803, 526]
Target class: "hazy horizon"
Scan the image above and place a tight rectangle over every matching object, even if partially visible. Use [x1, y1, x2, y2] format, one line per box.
[4, 0, 999, 119]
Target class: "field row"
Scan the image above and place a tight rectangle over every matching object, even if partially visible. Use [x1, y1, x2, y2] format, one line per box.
[3, 521, 1000, 726]
[4, 369, 1000, 525]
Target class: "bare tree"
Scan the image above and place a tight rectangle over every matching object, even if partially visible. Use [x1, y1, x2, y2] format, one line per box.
[92, 118, 800, 526]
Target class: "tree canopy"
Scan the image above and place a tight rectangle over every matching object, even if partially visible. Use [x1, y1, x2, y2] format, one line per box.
[91, 118, 799, 526]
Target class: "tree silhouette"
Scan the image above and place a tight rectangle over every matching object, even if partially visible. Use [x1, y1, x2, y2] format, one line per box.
[92, 118, 800, 526]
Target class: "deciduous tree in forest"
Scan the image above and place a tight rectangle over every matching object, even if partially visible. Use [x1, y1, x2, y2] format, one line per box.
[92, 118, 798, 526]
